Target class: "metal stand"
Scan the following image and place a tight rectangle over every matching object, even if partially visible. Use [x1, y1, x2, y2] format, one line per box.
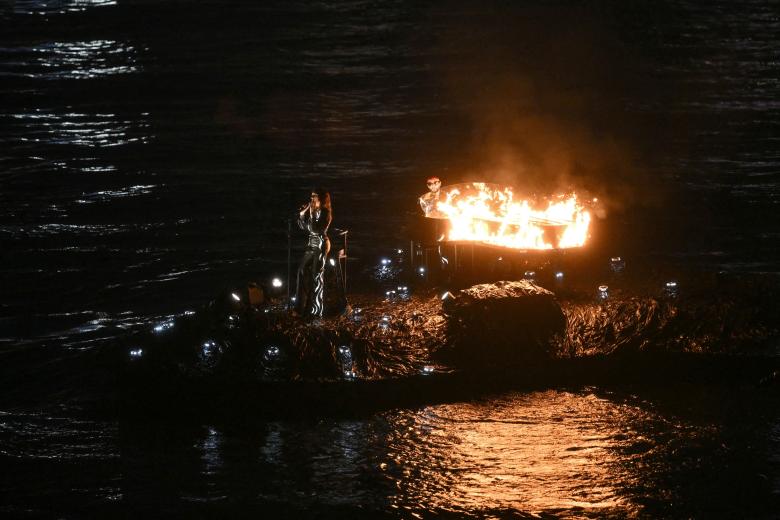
[286, 218, 292, 308]
[333, 228, 349, 294]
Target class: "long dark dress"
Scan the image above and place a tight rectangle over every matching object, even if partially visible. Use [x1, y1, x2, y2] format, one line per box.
[295, 207, 331, 317]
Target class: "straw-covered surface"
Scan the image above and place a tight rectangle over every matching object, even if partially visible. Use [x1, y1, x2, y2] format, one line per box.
[126, 275, 779, 390]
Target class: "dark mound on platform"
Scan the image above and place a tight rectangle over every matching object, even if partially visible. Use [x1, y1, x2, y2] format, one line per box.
[441, 280, 567, 365]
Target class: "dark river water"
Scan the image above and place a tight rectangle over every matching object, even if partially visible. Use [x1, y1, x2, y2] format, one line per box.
[1, 0, 779, 517]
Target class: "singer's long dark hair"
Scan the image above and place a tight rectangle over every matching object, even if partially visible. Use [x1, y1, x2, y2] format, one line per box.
[313, 187, 332, 218]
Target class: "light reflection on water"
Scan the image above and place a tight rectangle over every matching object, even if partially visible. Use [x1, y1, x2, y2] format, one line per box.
[10, 110, 151, 148]
[0, 40, 139, 79]
[76, 184, 157, 204]
[0, 387, 776, 516]
[9, 0, 117, 16]
[381, 391, 639, 516]
[171, 388, 774, 517]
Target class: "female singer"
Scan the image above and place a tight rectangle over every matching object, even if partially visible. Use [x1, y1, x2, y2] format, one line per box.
[294, 187, 332, 317]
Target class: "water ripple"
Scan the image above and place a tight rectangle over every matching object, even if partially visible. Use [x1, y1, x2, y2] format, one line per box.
[6, 0, 117, 16]
[5, 109, 151, 148]
[0, 40, 140, 79]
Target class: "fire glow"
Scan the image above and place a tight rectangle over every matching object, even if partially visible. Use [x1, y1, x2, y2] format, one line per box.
[432, 183, 592, 250]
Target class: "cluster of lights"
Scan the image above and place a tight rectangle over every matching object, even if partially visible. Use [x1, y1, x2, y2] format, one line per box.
[201, 339, 220, 359]
[271, 278, 283, 288]
[555, 271, 564, 280]
[523, 270, 536, 281]
[226, 315, 238, 329]
[337, 345, 353, 377]
[129, 348, 143, 358]
[421, 365, 435, 375]
[153, 321, 174, 333]
[379, 315, 390, 330]
[375, 257, 395, 282]
[598, 285, 609, 300]
[418, 266, 426, 277]
[664, 280, 679, 298]
[385, 285, 411, 303]
[264, 345, 280, 361]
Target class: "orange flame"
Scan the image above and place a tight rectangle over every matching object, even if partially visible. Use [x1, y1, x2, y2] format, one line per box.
[433, 183, 591, 250]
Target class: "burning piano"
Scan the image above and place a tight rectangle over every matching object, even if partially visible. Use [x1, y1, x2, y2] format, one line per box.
[416, 181, 594, 284]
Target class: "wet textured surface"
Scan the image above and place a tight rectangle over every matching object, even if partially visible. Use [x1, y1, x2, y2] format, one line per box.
[2, 0, 780, 516]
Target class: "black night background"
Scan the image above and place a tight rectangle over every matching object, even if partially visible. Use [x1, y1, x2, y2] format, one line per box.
[1, 1, 778, 518]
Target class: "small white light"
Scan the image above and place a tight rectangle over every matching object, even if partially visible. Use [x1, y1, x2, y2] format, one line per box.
[524, 271, 536, 279]
[231, 292, 241, 302]
[665, 281, 678, 288]
[421, 365, 434, 375]
[271, 278, 283, 288]
[184, 310, 195, 316]
[129, 348, 143, 358]
[291, 296, 297, 302]
[498, 256, 503, 261]
[397, 249, 403, 254]
[338, 345, 351, 355]
[441, 291, 453, 300]
[418, 267, 426, 273]
[329, 258, 336, 266]
[555, 271, 564, 279]
[265, 345, 280, 358]
[380, 258, 391, 265]
[343, 370, 357, 380]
